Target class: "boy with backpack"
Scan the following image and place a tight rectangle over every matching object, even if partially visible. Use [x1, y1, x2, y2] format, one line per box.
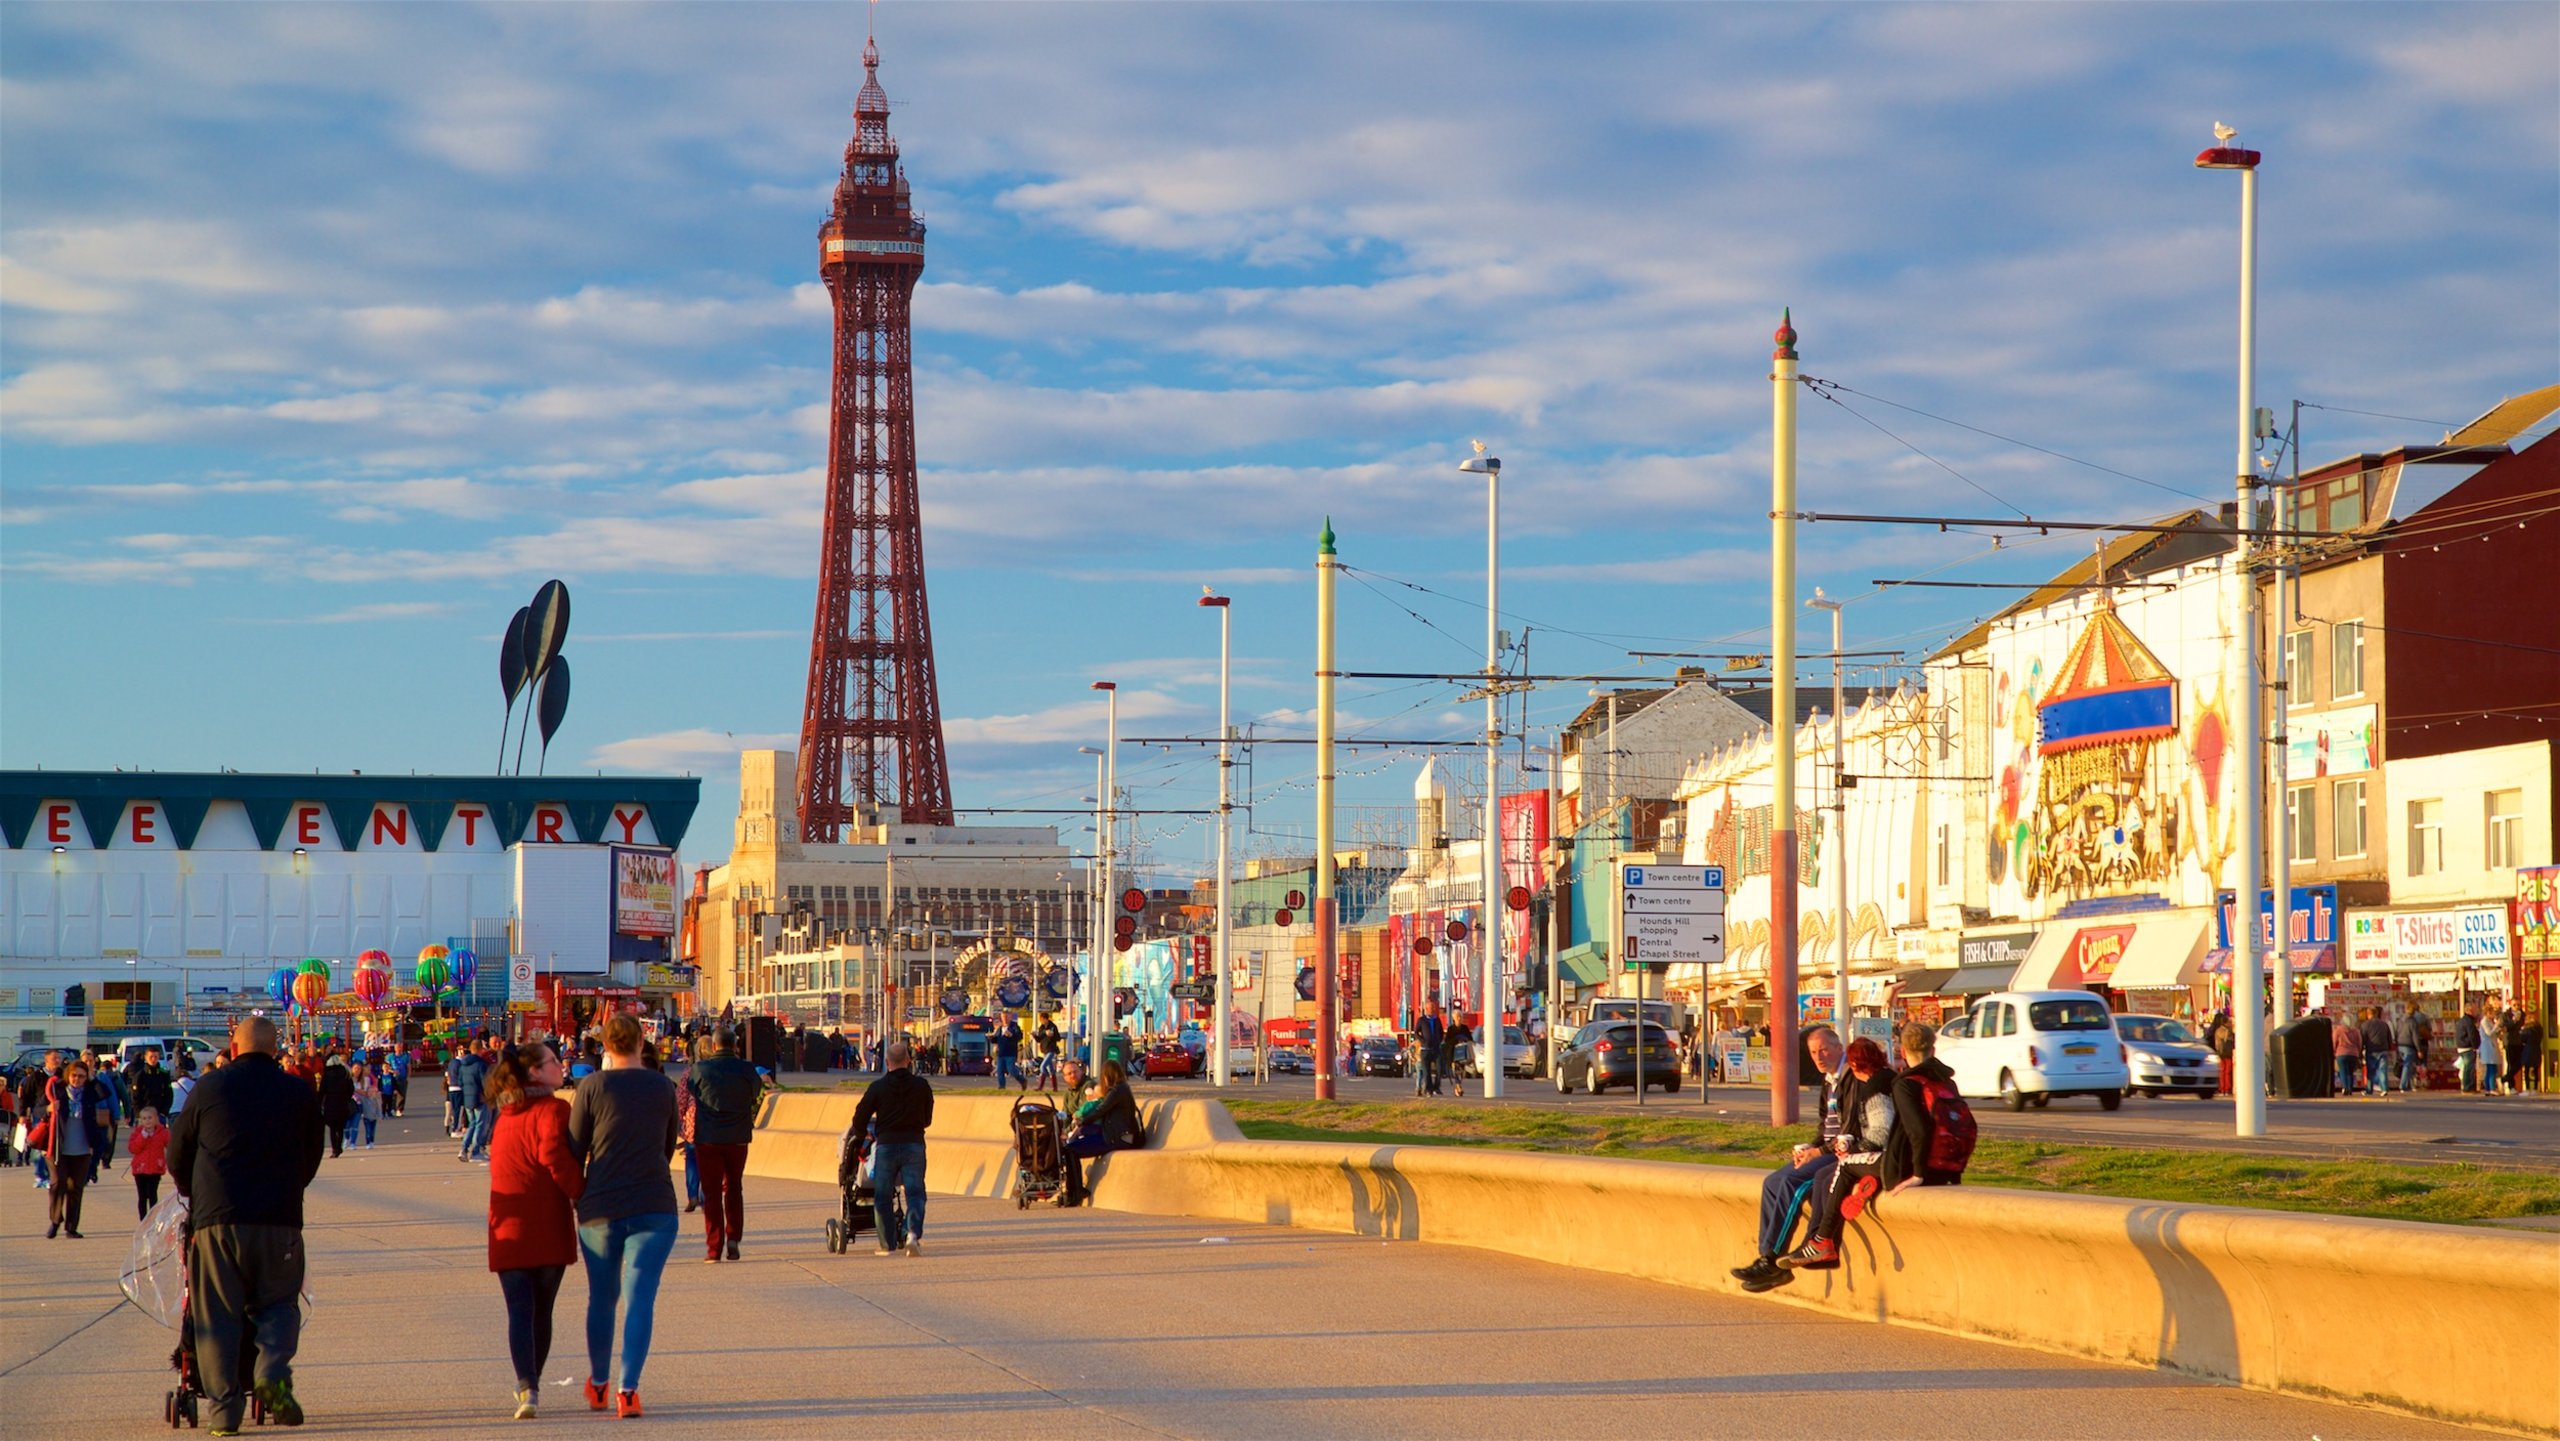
[1886, 1020, 1975, 1192]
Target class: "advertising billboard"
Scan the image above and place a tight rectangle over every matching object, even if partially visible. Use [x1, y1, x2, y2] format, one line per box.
[613, 846, 679, 937]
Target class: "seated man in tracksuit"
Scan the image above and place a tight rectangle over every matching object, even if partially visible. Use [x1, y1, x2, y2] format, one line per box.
[1730, 1024, 1847, 1294]
[1782, 1035, 1903, 1272]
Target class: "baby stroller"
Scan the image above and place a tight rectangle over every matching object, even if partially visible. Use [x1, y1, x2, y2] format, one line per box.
[824, 1127, 880, 1254]
[1010, 1094, 1068, 1209]
[122, 1196, 268, 1429]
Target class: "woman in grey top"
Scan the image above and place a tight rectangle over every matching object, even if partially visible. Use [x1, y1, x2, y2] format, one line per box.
[566, 1014, 680, 1419]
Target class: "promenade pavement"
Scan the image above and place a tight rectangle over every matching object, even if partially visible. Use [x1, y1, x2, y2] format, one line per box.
[0, 1109, 2489, 1438]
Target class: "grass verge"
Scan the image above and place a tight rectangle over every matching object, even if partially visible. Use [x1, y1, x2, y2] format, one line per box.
[1222, 1099, 2560, 1227]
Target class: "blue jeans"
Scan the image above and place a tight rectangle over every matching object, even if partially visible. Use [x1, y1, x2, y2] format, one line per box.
[681, 1143, 700, 1206]
[578, 1212, 677, 1392]
[994, 1054, 1025, 1088]
[460, 1104, 493, 1159]
[2395, 1044, 2420, 1091]
[2334, 1055, 2359, 1094]
[2364, 1050, 2391, 1094]
[445, 1089, 464, 1132]
[872, 1141, 926, 1247]
[1756, 1151, 1837, 1259]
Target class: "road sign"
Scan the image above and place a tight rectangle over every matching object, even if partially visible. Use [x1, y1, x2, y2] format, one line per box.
[906, 1005, 933, 1021]
[1170, 982, 1208, 1001]
[1614, 862, 1725, 968]
[1122, 887, 1147, 913]
[507, 958, 536, 1005]
[1505, 885, 1531, 911]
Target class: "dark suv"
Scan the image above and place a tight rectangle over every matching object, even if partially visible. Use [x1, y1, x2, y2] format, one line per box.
[1352, 1037, 1407, 1077]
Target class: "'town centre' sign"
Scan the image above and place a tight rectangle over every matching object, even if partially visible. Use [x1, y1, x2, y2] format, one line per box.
[1615, 862, 1726, 970]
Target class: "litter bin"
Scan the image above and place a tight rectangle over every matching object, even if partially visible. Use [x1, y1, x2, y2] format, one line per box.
[2270, 1015, 2333, 1098]
[1100, 1031, 1134, 1069]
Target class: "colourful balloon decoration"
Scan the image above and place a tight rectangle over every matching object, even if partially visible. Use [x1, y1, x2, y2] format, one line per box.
[351, 958, 391, 1008]
[297, 956, 329, 978]
[450, 948, 479, 992]
[291, 971, 329, 1010]
[267, 967, 297, 1006]
[358, 948, 392, 970]
[415, 954, 452, 994]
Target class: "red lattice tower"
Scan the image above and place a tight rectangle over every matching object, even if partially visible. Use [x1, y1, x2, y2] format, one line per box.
[797, 30, 955, 838]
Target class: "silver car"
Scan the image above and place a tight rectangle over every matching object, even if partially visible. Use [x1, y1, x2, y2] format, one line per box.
[2114, 1014, 2217, 1098]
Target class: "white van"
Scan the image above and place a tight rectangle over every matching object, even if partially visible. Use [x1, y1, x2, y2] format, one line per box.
[1935, 990, 2129, 1111]
[114, 1036, 220, 1071]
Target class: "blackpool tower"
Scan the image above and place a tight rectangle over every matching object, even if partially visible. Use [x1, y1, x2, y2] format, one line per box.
[796, 30, 956, 839]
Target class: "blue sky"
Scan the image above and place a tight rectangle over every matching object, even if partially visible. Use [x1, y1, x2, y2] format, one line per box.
[5, 2, 2553, 879]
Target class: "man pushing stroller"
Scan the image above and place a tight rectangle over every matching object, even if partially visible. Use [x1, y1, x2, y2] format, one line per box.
[845, 1038, 934, 1256]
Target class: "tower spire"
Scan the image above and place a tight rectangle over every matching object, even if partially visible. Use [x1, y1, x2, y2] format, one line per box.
[799, 18, 955, 839]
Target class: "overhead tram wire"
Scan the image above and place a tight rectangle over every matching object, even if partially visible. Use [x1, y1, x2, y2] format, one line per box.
[1797, 380, 2031, 518]
[1798, 375, 2222, 505]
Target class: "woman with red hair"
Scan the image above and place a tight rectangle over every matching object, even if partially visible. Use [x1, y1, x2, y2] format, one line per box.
[1780, 1035, 1898, 1272]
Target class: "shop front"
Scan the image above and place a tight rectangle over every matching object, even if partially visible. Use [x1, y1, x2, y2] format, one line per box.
[2013, 909, 2209, 1017]
[537, 976, 642, 1040]
[2199, 885, 2341, 1019]
[2339, 903, 2514, 1088]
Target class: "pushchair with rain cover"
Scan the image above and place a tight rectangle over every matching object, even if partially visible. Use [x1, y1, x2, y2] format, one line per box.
[122, 1195, 269, 1430]
[823, 1122, 907, 1253]
[1010, 1093, 1068, 1208]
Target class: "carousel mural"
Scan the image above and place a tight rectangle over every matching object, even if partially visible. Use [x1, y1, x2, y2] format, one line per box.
[2016, 604, 2183, 902]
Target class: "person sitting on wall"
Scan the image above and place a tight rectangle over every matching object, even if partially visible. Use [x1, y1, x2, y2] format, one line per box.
[1728, 1024, 1847, 1295]
[1060, 1060, 1142, 1209]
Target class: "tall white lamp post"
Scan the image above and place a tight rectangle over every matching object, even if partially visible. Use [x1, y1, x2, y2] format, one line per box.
[1089, 683, 1118, 1079]
[1200, 590, 1234, 1087]
[2198, 124, 2267, 1138]
[1460, 442, 1505, 1099]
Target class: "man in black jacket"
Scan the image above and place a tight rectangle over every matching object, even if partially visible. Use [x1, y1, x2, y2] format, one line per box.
[169, 1015, 325, 1433]
[125, 1047, 176, 1122]
[682, 1029, 764, 1262]
[850, 1037, 935, 1254]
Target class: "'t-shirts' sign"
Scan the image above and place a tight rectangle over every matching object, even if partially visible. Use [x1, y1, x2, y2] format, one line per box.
[2384, 906, 2510, 970]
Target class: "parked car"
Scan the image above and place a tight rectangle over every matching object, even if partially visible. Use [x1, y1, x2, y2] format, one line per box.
[114, 1036, 220, 1071]
[1936, 989, 2130, 1111]
[1227, 1048, 1259, 1078]
[1452, 1026, 1538, 1079]
[2114, 1014, 2216, 1098]
[1351, 1037, 1406, 1077]
[1552, 1021, 1681, 1095]
[1267, 1047, 1313, 1075]
[1139, 1042, 1199, 1079]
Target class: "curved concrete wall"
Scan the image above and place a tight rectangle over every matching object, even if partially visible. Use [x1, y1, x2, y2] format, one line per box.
[752, 1091, 2556, 1435]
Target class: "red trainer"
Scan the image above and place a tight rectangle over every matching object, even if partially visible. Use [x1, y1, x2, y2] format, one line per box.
[1778, 1237, 1840, 1270]
[617, 1390, 644, 1419]
[585, 1379, 609, 1412]
[1839, 1175, 1880, 1222]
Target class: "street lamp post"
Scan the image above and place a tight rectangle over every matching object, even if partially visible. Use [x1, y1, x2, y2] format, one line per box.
[1808, 591, 1850, 1035]
[1079, 746, 1104, 1050]
[2198, 125, 2268, 1138]
[1768, 309, 1802, 1129]
[1090, 683, 1118, 1080]
[1460, 443, 1504, 1099]
[1200, 591, 1235, 1088]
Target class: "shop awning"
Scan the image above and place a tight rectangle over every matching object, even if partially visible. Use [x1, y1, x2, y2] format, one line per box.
[1555, 942, 1610, 988]
[2107, 912, 2211, 990]
[1928, 962, 2017, 995]
[1854, 969, 1928, 1007]
[2011, 925, 2080, 991]
[2201, 944, 2337, 974]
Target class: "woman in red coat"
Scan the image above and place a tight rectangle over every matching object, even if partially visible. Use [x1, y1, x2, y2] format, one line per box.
[486, 1040, 583, 1420]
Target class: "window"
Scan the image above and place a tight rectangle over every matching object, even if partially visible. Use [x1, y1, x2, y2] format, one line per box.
[1935, 824, 1951, 887]
[2487, 789, 2525, 869]
[2332, 480, 2366, 531]
[2407, 799, 2444, 876]
[2333, 778, 2367, 858]
[2286, 786, 2318, 863]
[2331, 620, 2365, 698]
[2285, 631, 2315, 706]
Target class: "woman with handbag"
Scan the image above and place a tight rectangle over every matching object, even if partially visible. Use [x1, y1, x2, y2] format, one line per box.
[38, 1058, 114, 1238]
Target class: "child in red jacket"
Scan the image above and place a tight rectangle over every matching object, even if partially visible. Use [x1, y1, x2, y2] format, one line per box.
[127, 1105, 170, 1218]
[485, 1041, 583, 1420]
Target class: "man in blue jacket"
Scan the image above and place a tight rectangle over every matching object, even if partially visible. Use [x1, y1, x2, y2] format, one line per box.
[451, 1040, 492, 1162]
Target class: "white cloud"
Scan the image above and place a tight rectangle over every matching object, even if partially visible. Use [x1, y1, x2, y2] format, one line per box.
[587, 728, 798, 774]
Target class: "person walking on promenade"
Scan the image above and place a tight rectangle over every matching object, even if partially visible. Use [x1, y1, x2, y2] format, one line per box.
[445, 1044, 471, 1136]
[356, 1064, 384, 1150]
[682, 1028, 762, 1262]
[38, 1058, 114, 1238]
[1033, 1017, 1063, 1089]
[2359, 1008, 2394, 1097]
[126, 1047, 176, 1124]
[567, 1013, 679, 1419]
[992, 1015, 1027, 1093]
[674, 1077, 702, 1214]
[1730, 1024, 1847, 1294]
[2390, 1005, 2426, 1093]
[2456, 1003, 2484, 1093]
[2520, 1012, 2547, 1094]
[168, 1015, 325, 1431]
[2496, 1003, 2524, 1094]
[458, 1040, 499, 1162]
[1440, 1014, 1469, 1093]
[19, 1050, 62, 1191]
[1414, 1004, 1447, 1098]
[2331, 1013, 2362, 1096]
[127, 1105, 170, 1218]
[850, 1037, 936, 1254]
[1062, 1058, 1142, 1209]
[319, 1053, 357, 1160]
[487, 1040, 583, 1420]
